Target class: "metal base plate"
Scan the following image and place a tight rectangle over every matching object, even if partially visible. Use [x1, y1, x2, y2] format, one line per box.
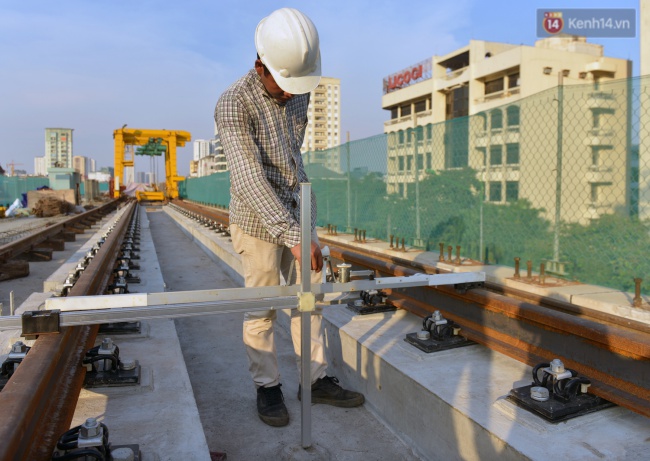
[84, 364, 141, 388]
[346, 301, 396, 315]
[126, 275, 141, 284]
[507, 384, 615, 422]
[98, 321, 142, 335]
[404, 332, 475, 353]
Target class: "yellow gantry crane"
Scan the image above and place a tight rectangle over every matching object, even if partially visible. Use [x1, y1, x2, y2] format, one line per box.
[113, 128, 191, 201]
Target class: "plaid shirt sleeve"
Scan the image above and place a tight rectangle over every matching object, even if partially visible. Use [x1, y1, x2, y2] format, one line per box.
[215, 71, 309, 248]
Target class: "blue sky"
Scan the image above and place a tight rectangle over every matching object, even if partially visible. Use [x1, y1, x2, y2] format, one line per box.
[0, 0, 641, 176]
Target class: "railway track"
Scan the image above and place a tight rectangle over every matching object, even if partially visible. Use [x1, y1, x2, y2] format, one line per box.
[170, 200, 650, 418]
[0, 198, 648, 460]
[0, 199, 136, 461]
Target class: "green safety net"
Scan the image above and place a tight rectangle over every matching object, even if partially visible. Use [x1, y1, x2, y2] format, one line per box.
[0, 176, 50, 206]
[179, 75, 650, 295]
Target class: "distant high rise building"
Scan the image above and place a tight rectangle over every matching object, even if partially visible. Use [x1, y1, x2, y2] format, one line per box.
[301, 77, 341, 172]
[193, 139, 211, 161]
[194, 136, 226, 177]
[73, 155, 90, 180]
[45, 128, 73, 169]
[135, 171, 147, 183]
[34, 156, 47, 176]
[302, 77, 341, 153]
[89, 158, 96, 173]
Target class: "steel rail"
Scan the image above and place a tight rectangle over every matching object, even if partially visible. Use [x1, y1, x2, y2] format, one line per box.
[0, 199, 121, 263]
[159, 201, 650, 416]
[170, 199, 229, 226]
[0, 201, 137, 461]
[323, 243, 650, 418]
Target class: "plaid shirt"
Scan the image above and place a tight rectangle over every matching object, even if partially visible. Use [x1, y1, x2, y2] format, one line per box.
[215, 69, 317, 248]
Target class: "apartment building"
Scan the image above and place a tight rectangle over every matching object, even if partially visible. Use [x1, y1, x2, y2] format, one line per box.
[301, 77, 341, 172]
[382, 36, 631, 224]
[45, 128, 73, 169]
[194, 136, 226, 177]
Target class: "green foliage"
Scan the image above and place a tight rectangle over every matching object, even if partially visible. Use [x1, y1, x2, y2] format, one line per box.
[562, 214, 650, 293]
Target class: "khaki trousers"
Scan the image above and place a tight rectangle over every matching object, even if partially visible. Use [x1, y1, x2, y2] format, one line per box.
[230, 224, 328, 389]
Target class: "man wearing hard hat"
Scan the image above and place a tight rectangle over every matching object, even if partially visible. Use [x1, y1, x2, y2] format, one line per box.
[215, 8, 364, 428]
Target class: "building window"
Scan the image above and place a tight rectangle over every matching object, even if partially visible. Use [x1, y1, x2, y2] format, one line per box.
[506, 106, 520, 127]
[398, 156, 405, 171]
[398, 183, 404, 196]
[401, 104, 412, 117]
[508, 73, 520, 88]
[406, 155, 413, 170]
[417, 154, 424, 169]
[391, 107, 398, 119]
[489, 145, 502, 165]
[414, 100, 427, 113]
[485, 77, 504, 95]
[490, 109, 503, 130]
[426, 152, 432, 169]
[505, 181, 519, 202]
[506, 143, 519, 164]
[489, 182, 502, 201]
[445, 85, 468, 120]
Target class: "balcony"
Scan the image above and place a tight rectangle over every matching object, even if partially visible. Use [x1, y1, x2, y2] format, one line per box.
[585, 166, 613, 183]
[474, 87, 520, 105]
[584, 128, 615, 146]
[586, 91, 616, 111]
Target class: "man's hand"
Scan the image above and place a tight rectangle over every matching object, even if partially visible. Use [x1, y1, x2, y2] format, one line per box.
[290, 241, 323, 273]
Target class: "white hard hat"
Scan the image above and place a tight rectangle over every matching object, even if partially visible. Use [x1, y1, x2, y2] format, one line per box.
[255, 8, 322, 94]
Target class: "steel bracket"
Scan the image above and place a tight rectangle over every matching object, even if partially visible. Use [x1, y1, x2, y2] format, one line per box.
[454, 281, 484, 294]
[21, 310, 60, 338]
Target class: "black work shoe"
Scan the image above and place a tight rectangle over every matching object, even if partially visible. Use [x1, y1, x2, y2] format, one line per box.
[299, 376, 365, 408]
[257, 384, 289, 427]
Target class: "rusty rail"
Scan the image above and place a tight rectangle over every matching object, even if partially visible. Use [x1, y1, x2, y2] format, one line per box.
[168, 202, 650, 417]
[0, 201, 137, 461]
[0, 200, 120, 263]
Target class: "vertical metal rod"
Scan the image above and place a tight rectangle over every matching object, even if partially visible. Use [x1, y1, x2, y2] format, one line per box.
[299, 183, 312, 448]
[346, 132, 351, 232]
[9, 291, 14, 316]
[553, 72, 564, 262]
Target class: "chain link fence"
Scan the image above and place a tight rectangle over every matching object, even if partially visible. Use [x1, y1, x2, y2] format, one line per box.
[180, 75, 650, 294]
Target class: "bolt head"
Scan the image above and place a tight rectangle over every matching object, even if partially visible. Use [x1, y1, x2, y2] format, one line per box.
[11, 341, 26, 353]
[80, 418, 100, 438]
[120, 358, 136, 370]
[417, 330, 431, 340]
[101, 338, 113, 350]
[530, 386, 550, 402]
[550, 358, 565, 373]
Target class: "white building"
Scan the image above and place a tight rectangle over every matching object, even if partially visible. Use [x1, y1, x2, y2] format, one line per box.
[193, 136, 226, 177]
[34, 156, 47, 176]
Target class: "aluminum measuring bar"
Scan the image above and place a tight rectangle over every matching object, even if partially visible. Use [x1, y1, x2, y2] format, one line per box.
[0, 271, 485, 332]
